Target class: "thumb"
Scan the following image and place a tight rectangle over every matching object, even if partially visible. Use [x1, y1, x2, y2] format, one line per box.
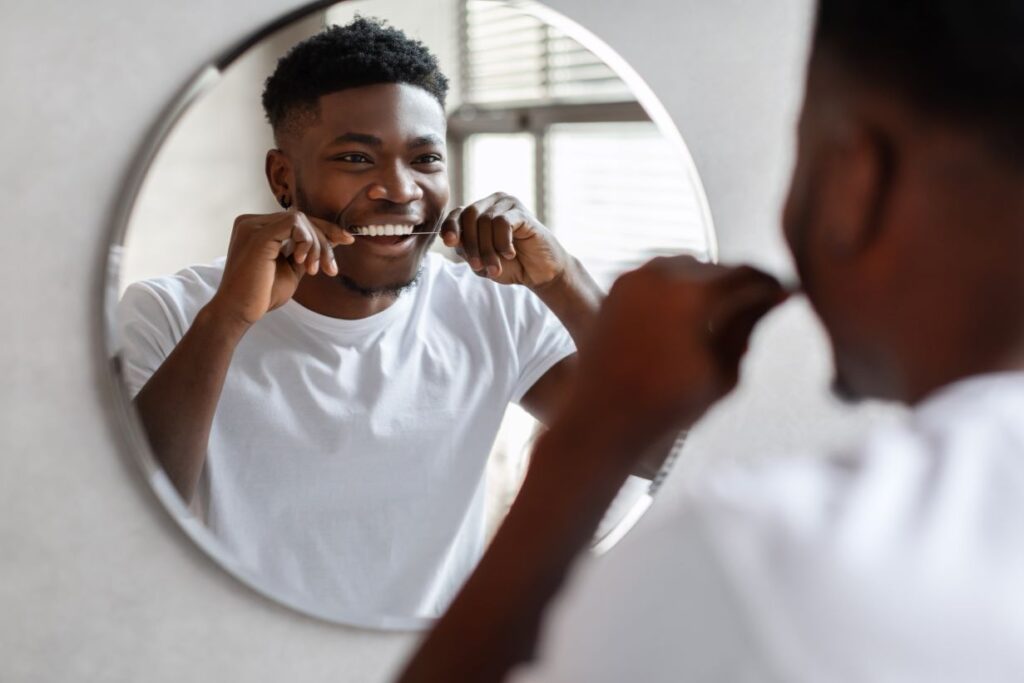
[708, 283, 789, 368]
[308, 214, 355, 246]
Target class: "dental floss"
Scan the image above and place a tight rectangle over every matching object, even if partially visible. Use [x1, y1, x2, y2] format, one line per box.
[350, 229, 442, 237]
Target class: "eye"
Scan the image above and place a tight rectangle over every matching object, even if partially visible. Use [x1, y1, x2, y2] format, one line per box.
[331, 152, 372, 164]
[414, 153, 444, 165]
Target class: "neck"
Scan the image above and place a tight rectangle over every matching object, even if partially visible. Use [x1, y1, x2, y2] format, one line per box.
[904, 341, 1024, 405]
[892, 159, 1024, 404]
[292, 272, 400, 319]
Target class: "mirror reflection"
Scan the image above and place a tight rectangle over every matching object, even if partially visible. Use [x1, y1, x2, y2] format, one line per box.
[110, 0, 714, 627]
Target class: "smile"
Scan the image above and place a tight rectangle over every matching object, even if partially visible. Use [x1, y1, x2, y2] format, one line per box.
[342, 223, 431, 256]
[350, 224, 418, 237]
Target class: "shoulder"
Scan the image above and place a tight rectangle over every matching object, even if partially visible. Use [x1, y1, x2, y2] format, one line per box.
[424, 252, 553, 316]
[683, 380, 1024, 676]
[425, 252, 494, 297]
[118, 259, 225, 322]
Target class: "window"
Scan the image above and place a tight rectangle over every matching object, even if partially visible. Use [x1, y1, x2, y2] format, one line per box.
[453, 2, 713, 538]
[450, 0, 710, 290]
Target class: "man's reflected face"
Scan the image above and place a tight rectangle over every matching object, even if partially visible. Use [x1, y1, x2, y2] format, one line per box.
[289, 83, 450, 295]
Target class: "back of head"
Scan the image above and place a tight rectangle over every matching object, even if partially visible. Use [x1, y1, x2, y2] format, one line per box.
[814, 0, 1024, 167]
[261, 16, 450, 143]
[794, 1, 1024, 402]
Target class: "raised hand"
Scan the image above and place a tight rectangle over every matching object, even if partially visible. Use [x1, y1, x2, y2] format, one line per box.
[208, 208, 354, 327]
[441, 193, 569, 290]
[565, 255, 789, 452]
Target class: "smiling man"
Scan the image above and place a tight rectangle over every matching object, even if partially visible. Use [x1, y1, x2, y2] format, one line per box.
[116, 18, 602, 621]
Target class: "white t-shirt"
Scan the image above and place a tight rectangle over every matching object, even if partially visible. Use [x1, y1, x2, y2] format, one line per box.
[512, 372, 1024, 682]
[116, 253, 575, 626]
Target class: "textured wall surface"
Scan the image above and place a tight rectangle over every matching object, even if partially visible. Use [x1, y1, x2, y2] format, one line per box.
[0, 1, 893, 681]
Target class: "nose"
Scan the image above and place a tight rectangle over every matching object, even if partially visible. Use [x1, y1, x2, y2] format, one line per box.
[366, 162, 424, 203]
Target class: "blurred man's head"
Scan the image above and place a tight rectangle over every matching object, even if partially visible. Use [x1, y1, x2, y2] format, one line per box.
[262, 17, 451, 298]
[784, 0, 1024, 403]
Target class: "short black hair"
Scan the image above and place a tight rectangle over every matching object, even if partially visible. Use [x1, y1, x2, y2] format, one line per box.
[262, 16, 449, 138]
[814, 1, 1024, 164]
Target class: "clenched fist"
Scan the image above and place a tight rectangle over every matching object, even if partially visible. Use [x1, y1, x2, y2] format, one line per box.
[207, 208, 354, 327]
[441, 193, 570, 290]
[566, 256, 789, 452]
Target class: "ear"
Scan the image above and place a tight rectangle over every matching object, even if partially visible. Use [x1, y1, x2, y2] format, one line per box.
[265, 149, 294, 207]
[818, 122, 893, 257]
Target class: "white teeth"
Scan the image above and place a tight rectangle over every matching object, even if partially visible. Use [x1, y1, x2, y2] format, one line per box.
[353, 224, 416, 236]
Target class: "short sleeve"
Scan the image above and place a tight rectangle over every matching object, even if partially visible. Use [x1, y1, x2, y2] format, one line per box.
[508, 291, 577, 404]
[115, 282, 185, 398]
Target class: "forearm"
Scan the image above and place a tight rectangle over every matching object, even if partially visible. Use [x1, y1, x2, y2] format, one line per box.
[526, 258, 675, 479]
[396, 411, 641, 683]
[531, 256, 603, 348]
[133, 303, 249, 502]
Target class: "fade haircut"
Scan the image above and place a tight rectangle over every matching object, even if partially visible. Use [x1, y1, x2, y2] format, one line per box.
[814, 0, 1024, 166]
[261, 16, 449, 142]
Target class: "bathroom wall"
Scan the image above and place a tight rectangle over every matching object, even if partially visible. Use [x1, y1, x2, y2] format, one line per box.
[0, 1, 893, 681]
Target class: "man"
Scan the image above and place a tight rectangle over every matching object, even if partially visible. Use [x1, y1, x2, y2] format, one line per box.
[116, 18, 604, 620]
[398, 0, 1024, 680]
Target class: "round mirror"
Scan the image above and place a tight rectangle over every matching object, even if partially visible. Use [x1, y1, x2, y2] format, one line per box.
[104, 0, 716, 630]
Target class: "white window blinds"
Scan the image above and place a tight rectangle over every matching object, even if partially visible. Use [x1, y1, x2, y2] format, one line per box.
[547, 122, 710, 289]
[461, 0, 633, 106]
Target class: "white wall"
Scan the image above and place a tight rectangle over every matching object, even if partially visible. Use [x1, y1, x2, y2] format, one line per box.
[0, 1, 896, 681]
[120, 13, 323, 289]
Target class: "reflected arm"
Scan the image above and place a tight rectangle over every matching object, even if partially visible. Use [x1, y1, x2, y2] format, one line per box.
[396, 408, 643, 683]
[519, 256, 601, 423]
[520, 259, 675, 479]
[133, 303, 249, 502]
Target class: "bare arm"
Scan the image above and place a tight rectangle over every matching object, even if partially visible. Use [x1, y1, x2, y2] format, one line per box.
[131, 209, 350, 502]
[396, 257, 788, 683]
[398, 410, 639, 683]
[440, 194, 603, 419]
[133, 305, 249, 501]
[519, 256, 602, 424]
[528, 254, 604, 346]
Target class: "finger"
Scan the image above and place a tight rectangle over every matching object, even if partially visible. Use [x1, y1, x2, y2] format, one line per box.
[311, 225, 337, 276]
[492, 214, 516, 260]
[643, 254, 712, 280]
[707, 282, 789, 359]
[308, 215, 355, 246]
[459, 204, 483, 272]
[292, 213, 320, 275]
[712, 264, 784, 295]
[228, 214, 258, 247]
[476, 211, 501, 277]
[289, 221, 314, 265]
[441, 208, 462, 248]
[280, 238, 296, 259]
[265, 208, 311, 264]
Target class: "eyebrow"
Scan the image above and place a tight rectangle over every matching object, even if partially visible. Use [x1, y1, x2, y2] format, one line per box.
[328, 132, 445, 149]
[409, 134, 445, 148]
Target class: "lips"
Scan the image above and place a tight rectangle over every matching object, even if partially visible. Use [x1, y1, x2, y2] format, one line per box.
[360, 234, 410, 246]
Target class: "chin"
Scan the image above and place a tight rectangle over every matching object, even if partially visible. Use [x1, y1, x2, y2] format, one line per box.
[335, 249, 430, 294]
[337, 264, 423, 298]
